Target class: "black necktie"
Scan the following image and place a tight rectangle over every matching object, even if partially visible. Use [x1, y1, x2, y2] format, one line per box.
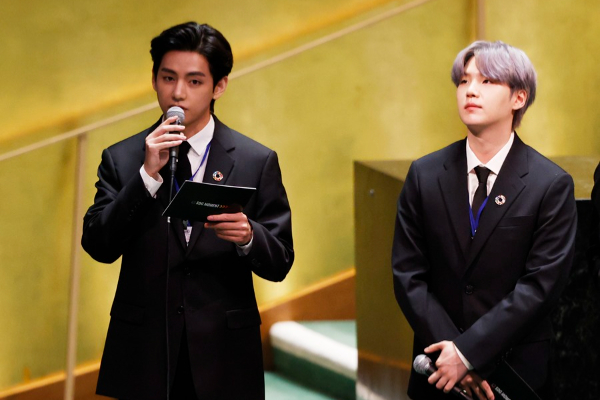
[175, 141, 192, 186]
[472, 166, 491, 214]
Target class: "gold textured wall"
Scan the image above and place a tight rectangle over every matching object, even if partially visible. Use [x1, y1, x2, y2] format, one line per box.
[1, 0, 599, 391]
[484, 0, 600, 155]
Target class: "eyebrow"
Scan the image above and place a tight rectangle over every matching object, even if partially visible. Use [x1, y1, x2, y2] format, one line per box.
[160, 67, 206, 78]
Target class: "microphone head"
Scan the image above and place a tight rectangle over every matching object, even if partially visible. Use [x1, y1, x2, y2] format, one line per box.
[166, 106, 185, 124]
[413, 354, 432, 375]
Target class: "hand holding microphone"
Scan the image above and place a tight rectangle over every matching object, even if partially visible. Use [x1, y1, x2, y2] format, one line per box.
[414, 354, 474, 400]
[142, 106, 186, 180]
[414, 353, 496, 400]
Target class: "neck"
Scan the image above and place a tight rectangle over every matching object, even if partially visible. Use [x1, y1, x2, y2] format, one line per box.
[184, 113, 211, 139]
[467, 126, 512, 164]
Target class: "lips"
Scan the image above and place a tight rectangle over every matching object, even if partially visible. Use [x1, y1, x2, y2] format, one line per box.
[465, 103, 481, 109]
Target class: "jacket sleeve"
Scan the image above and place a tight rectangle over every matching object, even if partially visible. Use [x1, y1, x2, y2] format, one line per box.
[245, 150, 294, 282]
[81, 147, 155, 264]
[454, 172, 576, 370]
[392, 162, 462, 346]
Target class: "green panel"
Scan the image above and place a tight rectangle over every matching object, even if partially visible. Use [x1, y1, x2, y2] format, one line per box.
[299, 321, 357, 349]
[273, 348, 355, 400]
[265, 372, 340, 400]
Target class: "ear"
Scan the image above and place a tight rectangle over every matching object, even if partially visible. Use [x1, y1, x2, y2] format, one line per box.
[213, 76, 229, 100]
[152, 71, 157, 92]
[512, 89, 527, 110]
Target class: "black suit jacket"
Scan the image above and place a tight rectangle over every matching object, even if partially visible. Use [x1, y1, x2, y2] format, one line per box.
[392, 134, 576, 399]
[82, 115, 294, 400]
[592, 162, 600, 223]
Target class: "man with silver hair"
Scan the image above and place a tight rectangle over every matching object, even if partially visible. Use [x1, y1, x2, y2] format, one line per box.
[392, 41, 576, 400]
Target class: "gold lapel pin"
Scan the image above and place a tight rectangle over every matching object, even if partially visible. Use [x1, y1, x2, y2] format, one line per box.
[494, 195, 506, 206]
[212, 171, 224, 182]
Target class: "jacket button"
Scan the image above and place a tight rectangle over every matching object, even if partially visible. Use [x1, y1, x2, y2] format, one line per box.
[184, 267, 191, 276]
[465, 285, 474, 295]
[177, 306, 184, 314]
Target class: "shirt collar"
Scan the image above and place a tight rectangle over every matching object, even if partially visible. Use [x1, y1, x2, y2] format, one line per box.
[187, 115, 215, 155]
[466, 132, 514, 175]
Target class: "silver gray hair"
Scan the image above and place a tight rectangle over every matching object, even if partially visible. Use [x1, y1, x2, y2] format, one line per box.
[451, 41, 537, 130]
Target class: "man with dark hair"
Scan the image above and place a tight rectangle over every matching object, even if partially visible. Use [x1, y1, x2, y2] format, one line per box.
[82, 22, 294, 400]
[392, 41, 576, 400]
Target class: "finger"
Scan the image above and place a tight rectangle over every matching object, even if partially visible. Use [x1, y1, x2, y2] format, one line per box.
[472, 385, 488, 400]
[443, 377, 458, 394]
[435, 376, 448, 391]
[147, 126, 185, 141]
[148, 133, 187, 145]
[206, 226, 249, 238]
[213, 230, 247, 239]
[207, 212, 244, 222]
[480, 381, 495, 400]
[147, 139, 185, 151]
[204, 222, 246, 231]
[161, 116, 184, 127]
[427, 371, 440, 385]
[461, 375, 474, 386]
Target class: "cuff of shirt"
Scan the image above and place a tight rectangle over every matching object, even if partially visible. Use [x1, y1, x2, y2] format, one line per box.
[140, 166, 163, 198]
[235, 235, 253, 256]
[453, 343, 474, 371]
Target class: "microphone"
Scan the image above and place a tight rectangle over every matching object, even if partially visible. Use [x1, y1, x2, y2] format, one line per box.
[413, 354, 474, 400]
[166, 106, 185, 173]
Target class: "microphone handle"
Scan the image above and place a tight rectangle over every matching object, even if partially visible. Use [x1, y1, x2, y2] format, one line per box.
[169, 145, 179, 173]
[168, 117, 182, 174]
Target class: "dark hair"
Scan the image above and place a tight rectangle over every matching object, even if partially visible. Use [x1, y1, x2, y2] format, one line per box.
[150, 22, 233, 111]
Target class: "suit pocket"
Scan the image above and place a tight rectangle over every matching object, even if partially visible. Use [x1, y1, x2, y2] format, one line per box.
[110, 301, 144, 325]
[496, 215, 535, 228]
[226, 308, 261, 329]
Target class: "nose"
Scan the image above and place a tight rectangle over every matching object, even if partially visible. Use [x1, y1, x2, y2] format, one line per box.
[466, 81, 478, 97]
[172, 80, 186, 101]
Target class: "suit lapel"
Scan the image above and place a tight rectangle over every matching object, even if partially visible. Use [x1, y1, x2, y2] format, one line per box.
[466, 134, 528, 268]
[439, 141, 471, 263]
[186, 116, 236, 253]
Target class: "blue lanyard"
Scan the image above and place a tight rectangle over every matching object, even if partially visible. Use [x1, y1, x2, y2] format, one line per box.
[469, 196, 488, 237]
[174, 141, 211, 193]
